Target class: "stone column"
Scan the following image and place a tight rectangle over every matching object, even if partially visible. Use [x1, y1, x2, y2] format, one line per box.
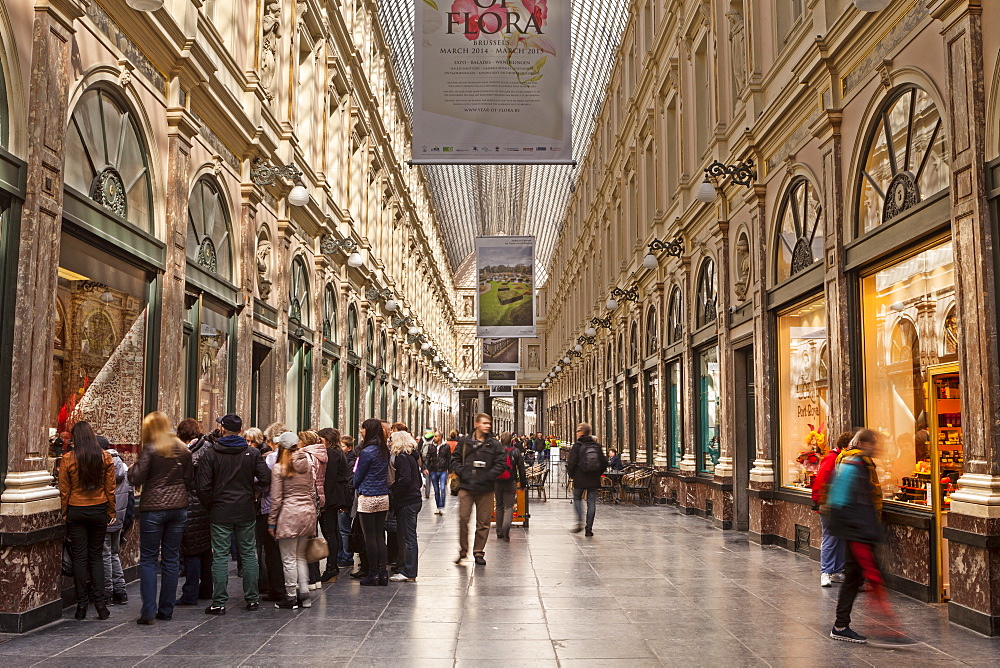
[156, 103, 199, 423]
[678, 256, 697, 475]
[933, 0, 1000, 636]
[234, 186, 262, 418]
[0, 0, 84, 633]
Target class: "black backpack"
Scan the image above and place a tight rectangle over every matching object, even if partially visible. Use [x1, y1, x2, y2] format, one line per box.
[578, 441, 602, 474]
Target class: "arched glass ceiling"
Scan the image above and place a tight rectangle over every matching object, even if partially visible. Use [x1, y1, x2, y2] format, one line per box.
[376, 0, 630, 285]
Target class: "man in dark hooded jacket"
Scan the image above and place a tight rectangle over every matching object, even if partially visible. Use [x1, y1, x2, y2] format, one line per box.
[567, 423, 608, 537]
[195, 414, 271, 615]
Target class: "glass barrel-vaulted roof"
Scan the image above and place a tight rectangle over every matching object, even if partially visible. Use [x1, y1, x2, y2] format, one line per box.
[376, 0, 630, 285]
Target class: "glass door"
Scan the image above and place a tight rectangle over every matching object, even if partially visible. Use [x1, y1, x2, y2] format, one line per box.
[928, 362, 962, 601]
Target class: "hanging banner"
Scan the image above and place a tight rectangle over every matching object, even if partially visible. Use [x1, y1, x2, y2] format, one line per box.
[487, 370, 517, 385]
[476, 236, 535, 337]
[490, 385, 514, 397]
[481, 337, 520, 370]
[412, 0, 573, 165]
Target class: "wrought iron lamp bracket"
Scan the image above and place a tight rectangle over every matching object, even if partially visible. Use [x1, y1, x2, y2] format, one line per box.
[578, 335, 596, 345]
[251, 158, 303, 186]
[611, 286, 639, 303]
[591, 316, 612, 329]
[320, 234, 359, 256]
[705, 158, 757, 187]
[649, 237, 684, 257]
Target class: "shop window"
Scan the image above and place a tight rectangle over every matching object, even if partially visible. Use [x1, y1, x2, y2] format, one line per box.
[777, 178, 824, 282]
[365, 320, 375, 363]
[379, 331, 387, 369]
[187, 178, 233, 281]
[347, 305, 359, 355]
[645, 307, 657, 357]
[696, 258, 717, 329]
[320, 355, 340, 429]
[858, 86, 949, 234]
[861, 240, 955, 507]
[184, 300, 232, 433]
[617, 334, 624, 371]
[629, 322, 639, 367]
[777, 295, 829, 491]
[289, 256, 311, 327]
[323, 284, 338, 343]
[667, 359, 682, 468]
[667, 286, 683, 344]
[286, 338, 312, 432]
[697, 346, 720, 474]
[52, 235, 150, 456]
[64, 88, 152, 232]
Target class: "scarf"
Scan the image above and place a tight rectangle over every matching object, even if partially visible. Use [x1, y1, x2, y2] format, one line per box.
[836, 448, 882, 513]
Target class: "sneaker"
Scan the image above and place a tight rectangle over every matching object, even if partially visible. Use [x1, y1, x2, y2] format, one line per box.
[204, 605, 226, 616]
[154, 612, 171, 621]
[585, 529, 594, 537]
[309, 582, 321, 590]
[830, 626, 867, 644]
[831, 572, 845, 584]
[246, 602, 260, 612]
[474, 555, 487, 566]
[868, 634, 918, 648]
[821, 573, 832, 587]
[389, 573, 415, 582]
[349, 570, 368, 579]
[274, 597, 299, 610]
[434, 509, 443, 515]
[297, 593, 313, 609]
[112, 591, 128, 605]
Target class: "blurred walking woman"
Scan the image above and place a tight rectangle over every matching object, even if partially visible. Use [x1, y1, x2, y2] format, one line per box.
[60, 421, 116, 620]
[128, 412, 194, 625]
[353, 418, 391, 586]
[269, 432, 318, 610]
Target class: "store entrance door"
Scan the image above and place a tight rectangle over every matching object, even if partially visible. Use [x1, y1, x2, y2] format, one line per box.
[927, 362, 962, 601]
[733, 344, 755, 531]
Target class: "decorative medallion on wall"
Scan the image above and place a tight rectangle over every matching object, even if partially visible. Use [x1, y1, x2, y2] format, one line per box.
[882, 171, 920, 223]
[91, 168, 127, 217]
[197, 237, 218, 273]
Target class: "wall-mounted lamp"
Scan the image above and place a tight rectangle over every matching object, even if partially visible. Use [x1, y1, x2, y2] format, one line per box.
[366, 286, 393, 303]
[644, 237, 685, 270]
[568, 349, 582, 358]
[251, 158, 302, 187]
[608, 286, 639, 311]
[392, 314, 414, 330]
[578, 333, 596, 345]
[590, 316, 611, 330]
[696, 158, 757, 203]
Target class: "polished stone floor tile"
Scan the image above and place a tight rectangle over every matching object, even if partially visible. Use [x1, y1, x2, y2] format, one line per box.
[0, 500, 995, 666]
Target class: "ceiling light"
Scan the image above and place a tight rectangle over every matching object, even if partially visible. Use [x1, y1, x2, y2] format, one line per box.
[696, 177, 717, 203]
[642, 253, 659, 270]
[347, 251, 363, 267]
[287, 185, 310, 207]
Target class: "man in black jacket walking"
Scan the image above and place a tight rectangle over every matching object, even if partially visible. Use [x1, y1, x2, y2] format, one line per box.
[195, 414, 271, 615]
[450, 413, 505, 565]
[567, 423, 608, 537]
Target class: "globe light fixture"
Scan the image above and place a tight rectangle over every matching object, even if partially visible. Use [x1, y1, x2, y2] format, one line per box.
[127, 0, 163, 10]
[573, 344, 583, 353]
[385, 299, 397, 312]
[606, 298, 618, 310]
[854, 0, 890, 9]
[642, 253, 659, 270]
[408, 326, 419, 336]
[696, 177, 717, 203]
[421, 342, 431, 350]
[347, 251, 363, 267]
[585, 327, 597, 338]
[287, 184, 310, 206]
[563, 356, 570, 364]
[555, 365, 562, 372]
[433, 355, 441, 363]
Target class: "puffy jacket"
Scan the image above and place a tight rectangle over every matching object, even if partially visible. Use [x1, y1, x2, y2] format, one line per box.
[107, 450, 132, 532]
[268, 450, 318, 540]
[301, 443, 328, 508]
[324, 447, 352, 511]
[128, 440, 194, 512]
[259, 450, 278, 516]
[825, 452, 882, 544]
[353, 443, 390, 497]
[811, 447, 841, 505]
[450, 435, 506, 493]
[195, 435, 272, 523]
[390, 450, 422, 511]
[59, 450, 116, 521]
[567, 436, 608, 490]
[181, 436, 212, 556]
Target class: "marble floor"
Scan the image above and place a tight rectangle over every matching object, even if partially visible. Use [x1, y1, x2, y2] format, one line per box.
[1, 497, 998, 667]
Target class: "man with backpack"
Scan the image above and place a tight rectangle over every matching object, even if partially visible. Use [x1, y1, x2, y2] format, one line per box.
[494, 432, 527, 541]
[567, 423, 608, 536]
[451, 413, 506, 565]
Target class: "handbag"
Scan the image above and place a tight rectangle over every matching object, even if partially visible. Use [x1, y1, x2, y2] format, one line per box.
[304, 536, 329, 563]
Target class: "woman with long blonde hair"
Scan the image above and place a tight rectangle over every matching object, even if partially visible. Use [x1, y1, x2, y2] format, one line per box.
[389, 424, 422, 582]
[128, 411, 194, 625]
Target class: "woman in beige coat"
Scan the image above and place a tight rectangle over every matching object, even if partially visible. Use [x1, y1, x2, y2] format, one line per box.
[268, 432, 318, 610]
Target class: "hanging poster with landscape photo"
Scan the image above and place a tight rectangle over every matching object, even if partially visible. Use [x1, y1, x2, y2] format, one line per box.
[486, 370, 517, 385]
[412, 0, 573, 164]
[490, 385, 514, 397]
[476, 236, 535, 337]
[481, 337, 520, 370]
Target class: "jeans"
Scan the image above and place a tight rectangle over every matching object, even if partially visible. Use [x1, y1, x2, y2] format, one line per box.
[358, 511, 388, 572]
[102, 529, 125, 597]
[430, 471, 448, 509]
[319, 507, 342, 572]
[66, 504, 109, 606]
[573, 486, 597, 531]
[396, 502, 420, 578]
[337, 509, 354, 563]
[277, 536, 310, 598]
[179, 550, 212, 604]
[138, 508, 188, 620]
[210, 520, 259, 607]
[820, 514, 846, 575]
[494, 481, 517, 538]
[457, 489, 494, 556]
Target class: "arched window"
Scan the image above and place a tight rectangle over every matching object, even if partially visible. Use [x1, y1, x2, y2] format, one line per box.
[347, 305, 359, 354]
[696, 258, 717, 328]
[667, 286, 683, 344]
[187, 178, 232, 280]
[606, 342, 613, 378]
[776, 177, 823, 281]
[379, 331, 387, 368]
[288, 256, 310, 327]
[629, 322, 639, 366]
[858, 86, 949, 234]
[323, 284, 337, 343]
[391, 341, 398, 377]
[64, 88, 153, 231]
[365, 320, 375, 363]
[617, 333, 624, 370]
[645, 307, 658, 356]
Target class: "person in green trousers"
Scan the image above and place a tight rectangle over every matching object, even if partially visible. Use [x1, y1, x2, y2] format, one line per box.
[195, 414, 272, 615]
